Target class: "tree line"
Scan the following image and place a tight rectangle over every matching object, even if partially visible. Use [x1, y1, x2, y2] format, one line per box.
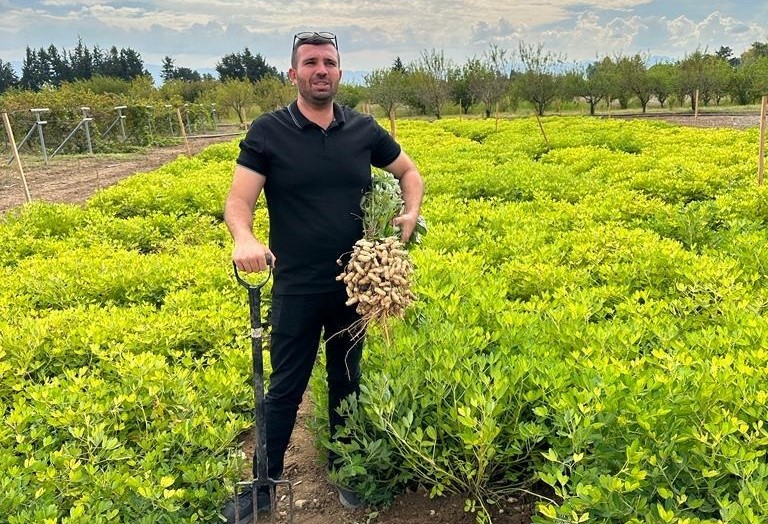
[0, 39, 280, 93]
[366, 42, 768, 121]
[2, 39, 768, 133]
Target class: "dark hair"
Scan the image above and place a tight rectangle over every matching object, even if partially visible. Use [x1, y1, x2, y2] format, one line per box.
[291, 34, 340, 68]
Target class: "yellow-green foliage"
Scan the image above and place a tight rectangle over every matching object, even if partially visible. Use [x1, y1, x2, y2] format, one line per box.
[328, 117, 768, 523]
[3, 118, 768, 523]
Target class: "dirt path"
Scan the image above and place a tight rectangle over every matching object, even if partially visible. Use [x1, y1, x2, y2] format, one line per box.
[0, 134, 241, 213]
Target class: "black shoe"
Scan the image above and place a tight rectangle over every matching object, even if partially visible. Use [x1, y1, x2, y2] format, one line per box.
[221, 486, 272, 523]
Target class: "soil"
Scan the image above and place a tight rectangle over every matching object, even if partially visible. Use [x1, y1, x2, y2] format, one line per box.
[1, 112, 759, 523]
[0, 133, 243, 214]
[612, 111, 761, 130]
[238, 397, 537, 524]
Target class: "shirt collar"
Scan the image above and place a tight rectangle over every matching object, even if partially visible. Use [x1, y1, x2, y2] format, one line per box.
[287, 100, 346, 129]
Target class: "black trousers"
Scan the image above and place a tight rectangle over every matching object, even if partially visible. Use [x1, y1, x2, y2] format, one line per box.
[256, 288, 363, 480]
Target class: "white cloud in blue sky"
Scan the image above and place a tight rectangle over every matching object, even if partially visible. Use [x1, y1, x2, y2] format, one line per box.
[1, 0, 766, 76]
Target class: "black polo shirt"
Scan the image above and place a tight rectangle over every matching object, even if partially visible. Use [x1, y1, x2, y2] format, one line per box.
[237, 101, 401, 295]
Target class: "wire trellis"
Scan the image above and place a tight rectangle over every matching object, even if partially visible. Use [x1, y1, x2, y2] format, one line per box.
[1, 104, 223, 163]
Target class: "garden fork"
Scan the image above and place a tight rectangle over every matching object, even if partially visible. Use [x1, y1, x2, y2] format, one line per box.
[233, 259, 294, 523]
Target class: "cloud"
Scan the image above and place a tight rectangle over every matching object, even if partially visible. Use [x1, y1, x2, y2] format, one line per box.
[1, 1, 767, 72]
[663, 11, 766, 55]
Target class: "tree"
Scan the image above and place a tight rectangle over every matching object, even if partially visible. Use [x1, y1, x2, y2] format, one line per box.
[716, 46, 740, 67]
[678, 49, 706, 109]
[750, 57, 768, 99]
[216, 53, 246, 81]
[74, 74, 132, 95]
[647, 63, 676, 108]
[741, 41, 768, 62]
[68, 38, 93, 80]
[705, 56, 733, 105]
[92, 45, 146, 80]
[566, 59, 614, 115]
[463, 58, 493, 117]
[678, 49, 729, 110]
[336, 84, 367, 109]
[20, 47, 47, 91]
[729, 65, 752, 105]
[173, 67, 202, 83]
[616, 54, 653, 113]
[0, 59, 19, 94]
[95, 46, 122, 78]
[604, 54, 634, 109]
[253, 76, 293, 111]
[47, 44, 71, 85]
[216, 78, 256, 126]
[515, 42, 563, 116]
[118, 48, 147, 80]
[217, 48, 279, 83]
[160, 78, 206, 103]
[409, 49, 454, 119]
[733, 56, 768, 103]
[161, 56, 203, 85]
[449, 66, 474, 115]
[465, 44, 512, 118]
[365, 67, 410, 136]
[161, 56, 176, 82]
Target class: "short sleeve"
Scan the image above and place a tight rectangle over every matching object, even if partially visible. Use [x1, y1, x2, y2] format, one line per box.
[236, 121, 269, 175]
[370, 120, 402, 168]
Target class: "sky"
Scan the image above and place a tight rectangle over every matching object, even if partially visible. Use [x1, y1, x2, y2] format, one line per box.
[1, 0, 767, 82]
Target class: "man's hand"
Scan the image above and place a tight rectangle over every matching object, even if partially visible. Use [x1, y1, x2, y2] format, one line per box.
[232, 236, 275, 273]
[383, 151, 424, 244]
[393, 212, 419, 243]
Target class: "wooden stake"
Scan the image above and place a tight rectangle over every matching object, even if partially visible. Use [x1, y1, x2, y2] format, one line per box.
[2, 111, 32, 203]
[759, 95, 767, 186]
[535, 113, 550, 149]
[388, 110, 397, 140]
[176, 108, 191, 156]
[694, 88, 700, 122]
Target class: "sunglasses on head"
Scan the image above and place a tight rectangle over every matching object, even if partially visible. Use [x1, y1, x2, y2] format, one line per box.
[293, 31, 338, 49]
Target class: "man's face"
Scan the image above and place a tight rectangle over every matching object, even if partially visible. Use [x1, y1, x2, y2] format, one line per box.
[289, 43, 342, 106]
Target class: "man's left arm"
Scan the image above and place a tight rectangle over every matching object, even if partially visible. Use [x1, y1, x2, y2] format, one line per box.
[384, 151, 424, 243]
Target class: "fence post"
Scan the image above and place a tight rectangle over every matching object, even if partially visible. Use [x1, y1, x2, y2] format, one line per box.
[116, 105, 127, 141]
[184, 103, 192, 134]
[145, 106, 154, 145]
[6, 108, 49, 165]
[165, 104, 174, 134]
[50, 107, 94, 158]
[81, 107, 93, 154]
[31, 108, 49, 163]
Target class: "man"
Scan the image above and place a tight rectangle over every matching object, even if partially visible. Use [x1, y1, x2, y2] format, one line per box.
[221, 31, 424, 522]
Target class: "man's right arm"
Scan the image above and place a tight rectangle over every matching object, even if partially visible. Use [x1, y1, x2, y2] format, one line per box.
[224, 164, 273, 273]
